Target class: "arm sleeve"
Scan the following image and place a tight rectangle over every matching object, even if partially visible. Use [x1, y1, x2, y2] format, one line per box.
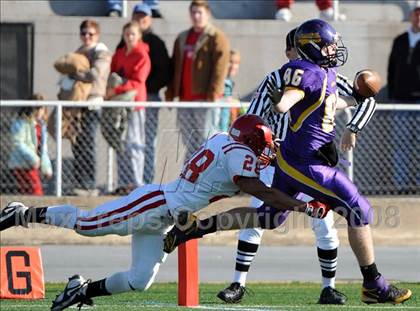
[337, 73, 377, 133]
[40, 123, 53, 176]
[247, 70, 287, 140]
[226, 149, 259, 183]
[279, 65, 324, 99]
[165, 38, 178, 101]
[72, 50, 111, 83]
[110, 52, 118, 73]
[147, 37, 172, 92]
[387, 38, 398, 99]
[90, 50, 111, 86]
[207, 31, 230, 101]
[336, 73, 354, 97]
[114, 52, 151, 95]
[11, 121, 39, 167]
[346, 97, 377, 133]
[247, 71, 281, 117]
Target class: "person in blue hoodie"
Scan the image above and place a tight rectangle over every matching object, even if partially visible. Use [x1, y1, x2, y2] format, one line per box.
[8, 94, 52, 195]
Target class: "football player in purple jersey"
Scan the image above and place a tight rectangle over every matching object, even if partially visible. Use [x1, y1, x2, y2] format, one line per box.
[164, 19, 412, 305]
[265, 19, 411, 305]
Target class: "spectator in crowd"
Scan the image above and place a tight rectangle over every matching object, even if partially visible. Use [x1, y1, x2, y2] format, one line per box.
[107, 0, 163, 18]
[166, 0, 229, 157]
[71, 19, 111, 196]
[387, 5, 420, 102]
[131, 3, 172, 184]
[275, 0, 346, 22]
[387, 4, 420, 194]
[8, 93, 52, 196]
[108, 21, 151, 190]
[218, 49, 242, 133]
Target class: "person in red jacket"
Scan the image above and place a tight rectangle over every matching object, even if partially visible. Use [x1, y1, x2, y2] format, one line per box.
[107, 21, 151, 190]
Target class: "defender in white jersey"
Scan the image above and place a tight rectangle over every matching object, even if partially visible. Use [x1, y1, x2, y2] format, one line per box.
[164, 134, 259, 215]
[0, 115, 329, 311]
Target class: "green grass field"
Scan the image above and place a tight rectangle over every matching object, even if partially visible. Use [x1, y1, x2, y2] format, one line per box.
[1, 282, 418, 310]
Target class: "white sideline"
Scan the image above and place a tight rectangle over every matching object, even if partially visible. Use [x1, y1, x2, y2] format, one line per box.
[2, 303, 418, 310]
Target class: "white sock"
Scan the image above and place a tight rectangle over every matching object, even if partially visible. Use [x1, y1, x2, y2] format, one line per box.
[322, 277, 335, 289]
[233, 271, 248, 286]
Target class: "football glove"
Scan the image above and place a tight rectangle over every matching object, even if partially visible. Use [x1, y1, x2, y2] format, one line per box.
[305, 200, 331, 219]
[176, 210, 197, 230]
[267, 79, 283, 106]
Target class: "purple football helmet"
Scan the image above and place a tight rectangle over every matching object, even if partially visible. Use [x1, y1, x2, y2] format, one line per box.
[294, 19, 348, 68]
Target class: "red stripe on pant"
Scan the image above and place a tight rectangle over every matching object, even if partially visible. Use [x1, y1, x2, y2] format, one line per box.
[77, 199, 167, 231]
[78, 190, 164, 222]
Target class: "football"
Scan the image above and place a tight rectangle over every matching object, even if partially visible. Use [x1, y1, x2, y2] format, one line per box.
[353, 69, 382, 98]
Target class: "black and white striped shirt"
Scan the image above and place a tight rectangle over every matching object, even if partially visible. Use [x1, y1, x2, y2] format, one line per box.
[247, 70, 288, 140]
[246, 70, 377, 139]
[336, 73, 377, 133]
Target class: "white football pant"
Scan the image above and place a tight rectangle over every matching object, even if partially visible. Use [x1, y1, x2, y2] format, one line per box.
[44, 184, 174, 293]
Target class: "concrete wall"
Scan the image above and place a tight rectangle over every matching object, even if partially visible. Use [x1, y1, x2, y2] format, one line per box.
[0, 6, 407, 100]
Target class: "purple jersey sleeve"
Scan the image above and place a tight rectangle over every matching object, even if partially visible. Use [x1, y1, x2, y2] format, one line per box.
[281, 60, 326, 97]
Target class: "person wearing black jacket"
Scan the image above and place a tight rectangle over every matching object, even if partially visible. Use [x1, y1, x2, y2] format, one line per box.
[387, 6, 420, 102]
[126, 3, 172, 184]
[387, 5, 420, 194]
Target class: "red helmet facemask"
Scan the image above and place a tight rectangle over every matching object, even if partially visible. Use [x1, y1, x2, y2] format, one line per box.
[228, 115, 276, 170]
[256, 124, 276, 170]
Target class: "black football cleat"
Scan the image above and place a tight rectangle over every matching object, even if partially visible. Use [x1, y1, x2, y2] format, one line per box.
[217, 282, 246, 303]
[163, 225, 189, 254]
[362, 284, 412, 304]
[0, 202, 29, 231]
[164, 211, 198, 253]
[51, 275, 93, 311]
[318, 286, 347, 304]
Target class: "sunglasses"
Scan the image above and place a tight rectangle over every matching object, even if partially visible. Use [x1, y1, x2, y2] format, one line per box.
[80, 31, 96, 37]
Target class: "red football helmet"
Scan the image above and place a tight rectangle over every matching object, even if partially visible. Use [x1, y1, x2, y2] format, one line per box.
[228, 114, 276, 168]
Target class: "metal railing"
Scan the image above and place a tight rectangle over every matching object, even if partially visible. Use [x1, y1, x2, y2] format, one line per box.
[1, 100, 419, 196]
[0, 101, 248, 197]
